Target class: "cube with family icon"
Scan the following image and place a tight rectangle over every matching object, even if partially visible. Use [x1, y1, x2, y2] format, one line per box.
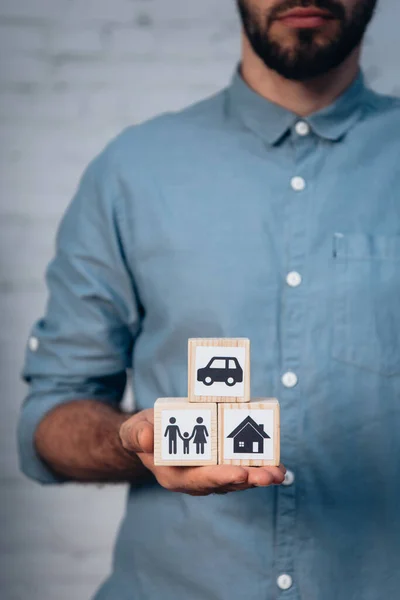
[154, 398, 218, 466]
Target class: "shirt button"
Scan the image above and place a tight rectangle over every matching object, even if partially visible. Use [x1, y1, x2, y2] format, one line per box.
[282, 470, 295, 486]
[286, 271, 302, 287]
[28, 336, 39, 352]
[295, 120, 310, 136]
[282, 371, 298, 388]
[291, 176, 306, 191]
[277, 574, 293, 590]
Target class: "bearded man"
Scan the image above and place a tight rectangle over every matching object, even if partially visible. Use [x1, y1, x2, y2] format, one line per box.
[18, 1, 400, 599]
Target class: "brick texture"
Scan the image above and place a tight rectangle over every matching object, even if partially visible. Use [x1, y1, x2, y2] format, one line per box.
[0, 1, 398, 599]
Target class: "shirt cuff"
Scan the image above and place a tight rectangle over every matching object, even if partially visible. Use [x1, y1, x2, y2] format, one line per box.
[17, 391, 71, 484]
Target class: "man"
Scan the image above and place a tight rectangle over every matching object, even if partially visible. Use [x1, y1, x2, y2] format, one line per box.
[17, 0, 400, 598]
[164, 417, 180, 454]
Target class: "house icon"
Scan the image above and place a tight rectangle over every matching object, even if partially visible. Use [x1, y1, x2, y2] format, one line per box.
[227, 416, 270, 454]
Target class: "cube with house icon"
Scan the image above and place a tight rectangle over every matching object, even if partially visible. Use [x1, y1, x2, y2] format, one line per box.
[218, 400, 280, 466]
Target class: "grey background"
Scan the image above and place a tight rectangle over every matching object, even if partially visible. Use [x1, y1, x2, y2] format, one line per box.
[0, 1, 398, 599]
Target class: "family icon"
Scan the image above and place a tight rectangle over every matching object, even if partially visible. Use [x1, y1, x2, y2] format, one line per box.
[164, 417, 209, 455]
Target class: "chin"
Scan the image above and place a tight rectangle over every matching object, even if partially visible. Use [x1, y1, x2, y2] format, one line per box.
[270, 20, 340, 47]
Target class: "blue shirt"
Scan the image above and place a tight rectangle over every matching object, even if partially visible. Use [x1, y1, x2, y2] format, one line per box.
[18, 67, 400, 600]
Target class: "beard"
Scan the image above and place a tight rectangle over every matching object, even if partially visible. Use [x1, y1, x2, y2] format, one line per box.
[236, 0, 377, 80]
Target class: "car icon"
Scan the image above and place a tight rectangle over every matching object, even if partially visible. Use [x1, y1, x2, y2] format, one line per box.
[197, 356, 243, 387]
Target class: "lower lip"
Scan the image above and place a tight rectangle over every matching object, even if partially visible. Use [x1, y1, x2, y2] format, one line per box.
[278, 15, 331, 28]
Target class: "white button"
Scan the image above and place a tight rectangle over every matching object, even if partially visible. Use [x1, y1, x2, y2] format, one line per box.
[282, 470, 295, 486]
[28, 336, 39, 352]
[291, 176, 306, 191]
[295, 121, 310, 136]
[282, 371, 298, 388]
[277, 574, 293, 590]
[286, 271, 302, 287]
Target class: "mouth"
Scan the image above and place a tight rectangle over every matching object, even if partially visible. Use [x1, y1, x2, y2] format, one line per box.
[275, 7, 336, 29]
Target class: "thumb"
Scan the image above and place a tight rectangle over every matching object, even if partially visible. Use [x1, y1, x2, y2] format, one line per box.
[120, 414, 154, 454]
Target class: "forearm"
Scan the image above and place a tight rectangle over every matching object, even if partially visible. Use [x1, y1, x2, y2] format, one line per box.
[34, 399, 150, 483]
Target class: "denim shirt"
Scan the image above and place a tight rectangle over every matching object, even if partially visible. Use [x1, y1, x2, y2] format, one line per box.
[18, 67, 400, 600]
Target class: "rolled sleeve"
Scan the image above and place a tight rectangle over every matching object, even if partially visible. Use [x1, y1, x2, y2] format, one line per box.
[18, 143, 141, 484]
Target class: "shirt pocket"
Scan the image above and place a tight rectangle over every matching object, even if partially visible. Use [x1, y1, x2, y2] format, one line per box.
[331, 232, 400, 376]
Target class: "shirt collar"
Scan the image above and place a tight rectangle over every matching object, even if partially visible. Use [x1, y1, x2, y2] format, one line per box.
[227, 64, 368, 145]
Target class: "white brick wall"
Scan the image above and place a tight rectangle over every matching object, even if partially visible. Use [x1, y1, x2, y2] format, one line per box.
[0, 1, 398, 599]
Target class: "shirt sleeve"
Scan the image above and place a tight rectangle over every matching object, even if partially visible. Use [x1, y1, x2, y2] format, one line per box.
[17, 144, 141, 484]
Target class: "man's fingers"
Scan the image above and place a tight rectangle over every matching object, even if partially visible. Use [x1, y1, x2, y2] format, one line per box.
[245, 466, 286, 487]
[207, 465, 286, 490]
[150, 464, 250, 493]
[135, 422, 154, 454]
[147, 459, 288, 494]
[176, 465, 249, 492]
[133, 408, 154, 425]
[213, 482, 255, 494]
[120, 410, 154, 454]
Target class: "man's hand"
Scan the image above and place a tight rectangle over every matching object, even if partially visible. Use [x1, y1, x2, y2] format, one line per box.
[120, 409, 286, 496]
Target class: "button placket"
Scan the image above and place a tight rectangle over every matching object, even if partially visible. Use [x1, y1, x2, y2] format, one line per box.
[274, 128, 315, 598]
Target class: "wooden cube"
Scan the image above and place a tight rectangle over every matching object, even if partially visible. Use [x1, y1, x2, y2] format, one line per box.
[218, 399, 280, 466]
[188, 338, 250, 403]
[154, 398, 218, 466]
